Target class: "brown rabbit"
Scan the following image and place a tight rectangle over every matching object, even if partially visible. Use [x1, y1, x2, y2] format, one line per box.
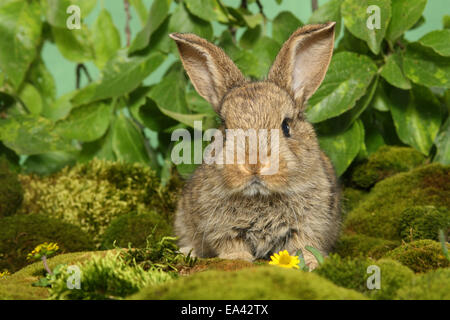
[170, 22, 340, 269]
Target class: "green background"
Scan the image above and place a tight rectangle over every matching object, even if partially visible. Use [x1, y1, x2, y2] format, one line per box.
[43, 0, 450, 97]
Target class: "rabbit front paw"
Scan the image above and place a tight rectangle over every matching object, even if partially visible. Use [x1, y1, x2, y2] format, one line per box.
[219, 251, 254, 262]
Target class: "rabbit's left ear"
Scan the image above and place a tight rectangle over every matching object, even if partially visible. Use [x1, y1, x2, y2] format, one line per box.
[268, 22, 335, 108]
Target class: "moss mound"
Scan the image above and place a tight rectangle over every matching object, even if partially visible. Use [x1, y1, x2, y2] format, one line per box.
[48, 252, 174, 300]
[333, 234, 400, 259]
[315, 255, 414, 300]
[350, 146, 426, 189]
[101, 211, 173, 249]
[0, 214, 96, 272]
[0, 251, 108, 300]
[341, 188, 368, 215]
[344, 164, 449, 240]
[399, 206, 449, 241]
[18, 159, 179, 243]
[130, 266, 366, 300]
[384, 240, 449, 273]
[395, 268, 450, 300]
[0, 158, 23, 218]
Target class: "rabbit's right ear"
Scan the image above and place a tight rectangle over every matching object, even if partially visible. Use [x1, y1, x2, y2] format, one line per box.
[170, 33, 246, 112]
[268, 22, 335, 108]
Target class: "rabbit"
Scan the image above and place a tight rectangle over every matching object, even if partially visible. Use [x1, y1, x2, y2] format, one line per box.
[169, 22, 340, 270]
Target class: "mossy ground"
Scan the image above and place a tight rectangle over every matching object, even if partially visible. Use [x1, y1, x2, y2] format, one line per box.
[1, 156, 449, 300]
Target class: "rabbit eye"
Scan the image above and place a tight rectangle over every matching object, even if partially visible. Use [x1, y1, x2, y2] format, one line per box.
[281, 118, 291, 137]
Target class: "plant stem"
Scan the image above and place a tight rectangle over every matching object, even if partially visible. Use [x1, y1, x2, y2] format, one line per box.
[311, 0, 318, 12]
[76, 64, 92, 89]
[124, 0, 131, 47]
[42, 256, 53, 275]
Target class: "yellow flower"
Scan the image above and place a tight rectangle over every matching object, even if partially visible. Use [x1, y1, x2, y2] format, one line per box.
[27, 242, 59, 260]
[0, 271, 10, 279]
[269, 250, 300, 269]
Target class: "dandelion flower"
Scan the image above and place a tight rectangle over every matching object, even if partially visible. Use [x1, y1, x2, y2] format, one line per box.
[0, 271, 10, 279]
[269, 250, 300, 269]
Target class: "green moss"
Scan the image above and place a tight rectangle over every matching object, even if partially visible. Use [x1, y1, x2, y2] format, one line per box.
[341, 188, 368, 214]
[395, 268, 450, 300]
[48, 252, 174, 300]
[129, 266, 366, 300]
[384, 240, 449, 273]
[101, 211, 173, 249]
[0, 214, 95, 272]
[0, 251, 105, 300]
[315, 255, 414, 300]
[399, 206, 450, 241]
[314, 254, 372, 293]
[0, 158, 23, 218]
[333, 234, 400, 259]
[18, 159, 179, 243]
[344, 164, 449, 240]
[351, 146, 426, 189]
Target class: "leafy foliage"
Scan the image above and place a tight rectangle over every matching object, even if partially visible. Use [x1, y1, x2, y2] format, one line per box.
[0, 0, 448, 179]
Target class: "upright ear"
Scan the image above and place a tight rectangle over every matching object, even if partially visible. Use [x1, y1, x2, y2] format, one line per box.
[268, 22, 336, 108]
[169, 33, 246, 112]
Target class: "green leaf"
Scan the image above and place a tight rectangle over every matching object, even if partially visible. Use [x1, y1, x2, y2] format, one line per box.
[23, 152, 78, 175]
[19, 84, 43, 115]
[308, 0, 342, 38]
[318, 119, 364, 176]
[370, 80, 390, 112]
[52, 26, 94, 62]
[112, 114, 157, 169]
[72, 50, 166, 106]
[386, 0, 427, 41]
[241, 12, 263, 29]
[272, 11, 303, 45]
[184, 0, 229, 23]
[239, 25, 262, 49]
[306, 52, 377, 123]
[319, 76, 378, 132]
[92, 9, 121, 69]
[148, 63, 189, 114]
[341, 0, 391, 55]
[403, 43, 450, 89]
[235, 37, 280, 79]
[0, 0, 42, 89]
[129, 0, 171, 54]
[79, 127, 116, 162]
[55, 102, 112, 142]
[45, 0, 98, 28]
[0, 115, 75, 155]
[434, 117, 450, 165]
[148, 63, 207, 128]
[169, 3, 213, 42]
[380, 53, 412, 90]
[444, 15, 450, 29]
[28, 59, 57, 114]
[138, 98, 177, 132]
[186, 90, 215, 116]
[387, 85, 442, 155]
[129, 0, 148, 26]
[304, 246, 325, 266]
[43, 91, 76, 121]
[336, 27, 370, 54]
[418, 30, 450, 57]
[295, 249, 309, 272]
